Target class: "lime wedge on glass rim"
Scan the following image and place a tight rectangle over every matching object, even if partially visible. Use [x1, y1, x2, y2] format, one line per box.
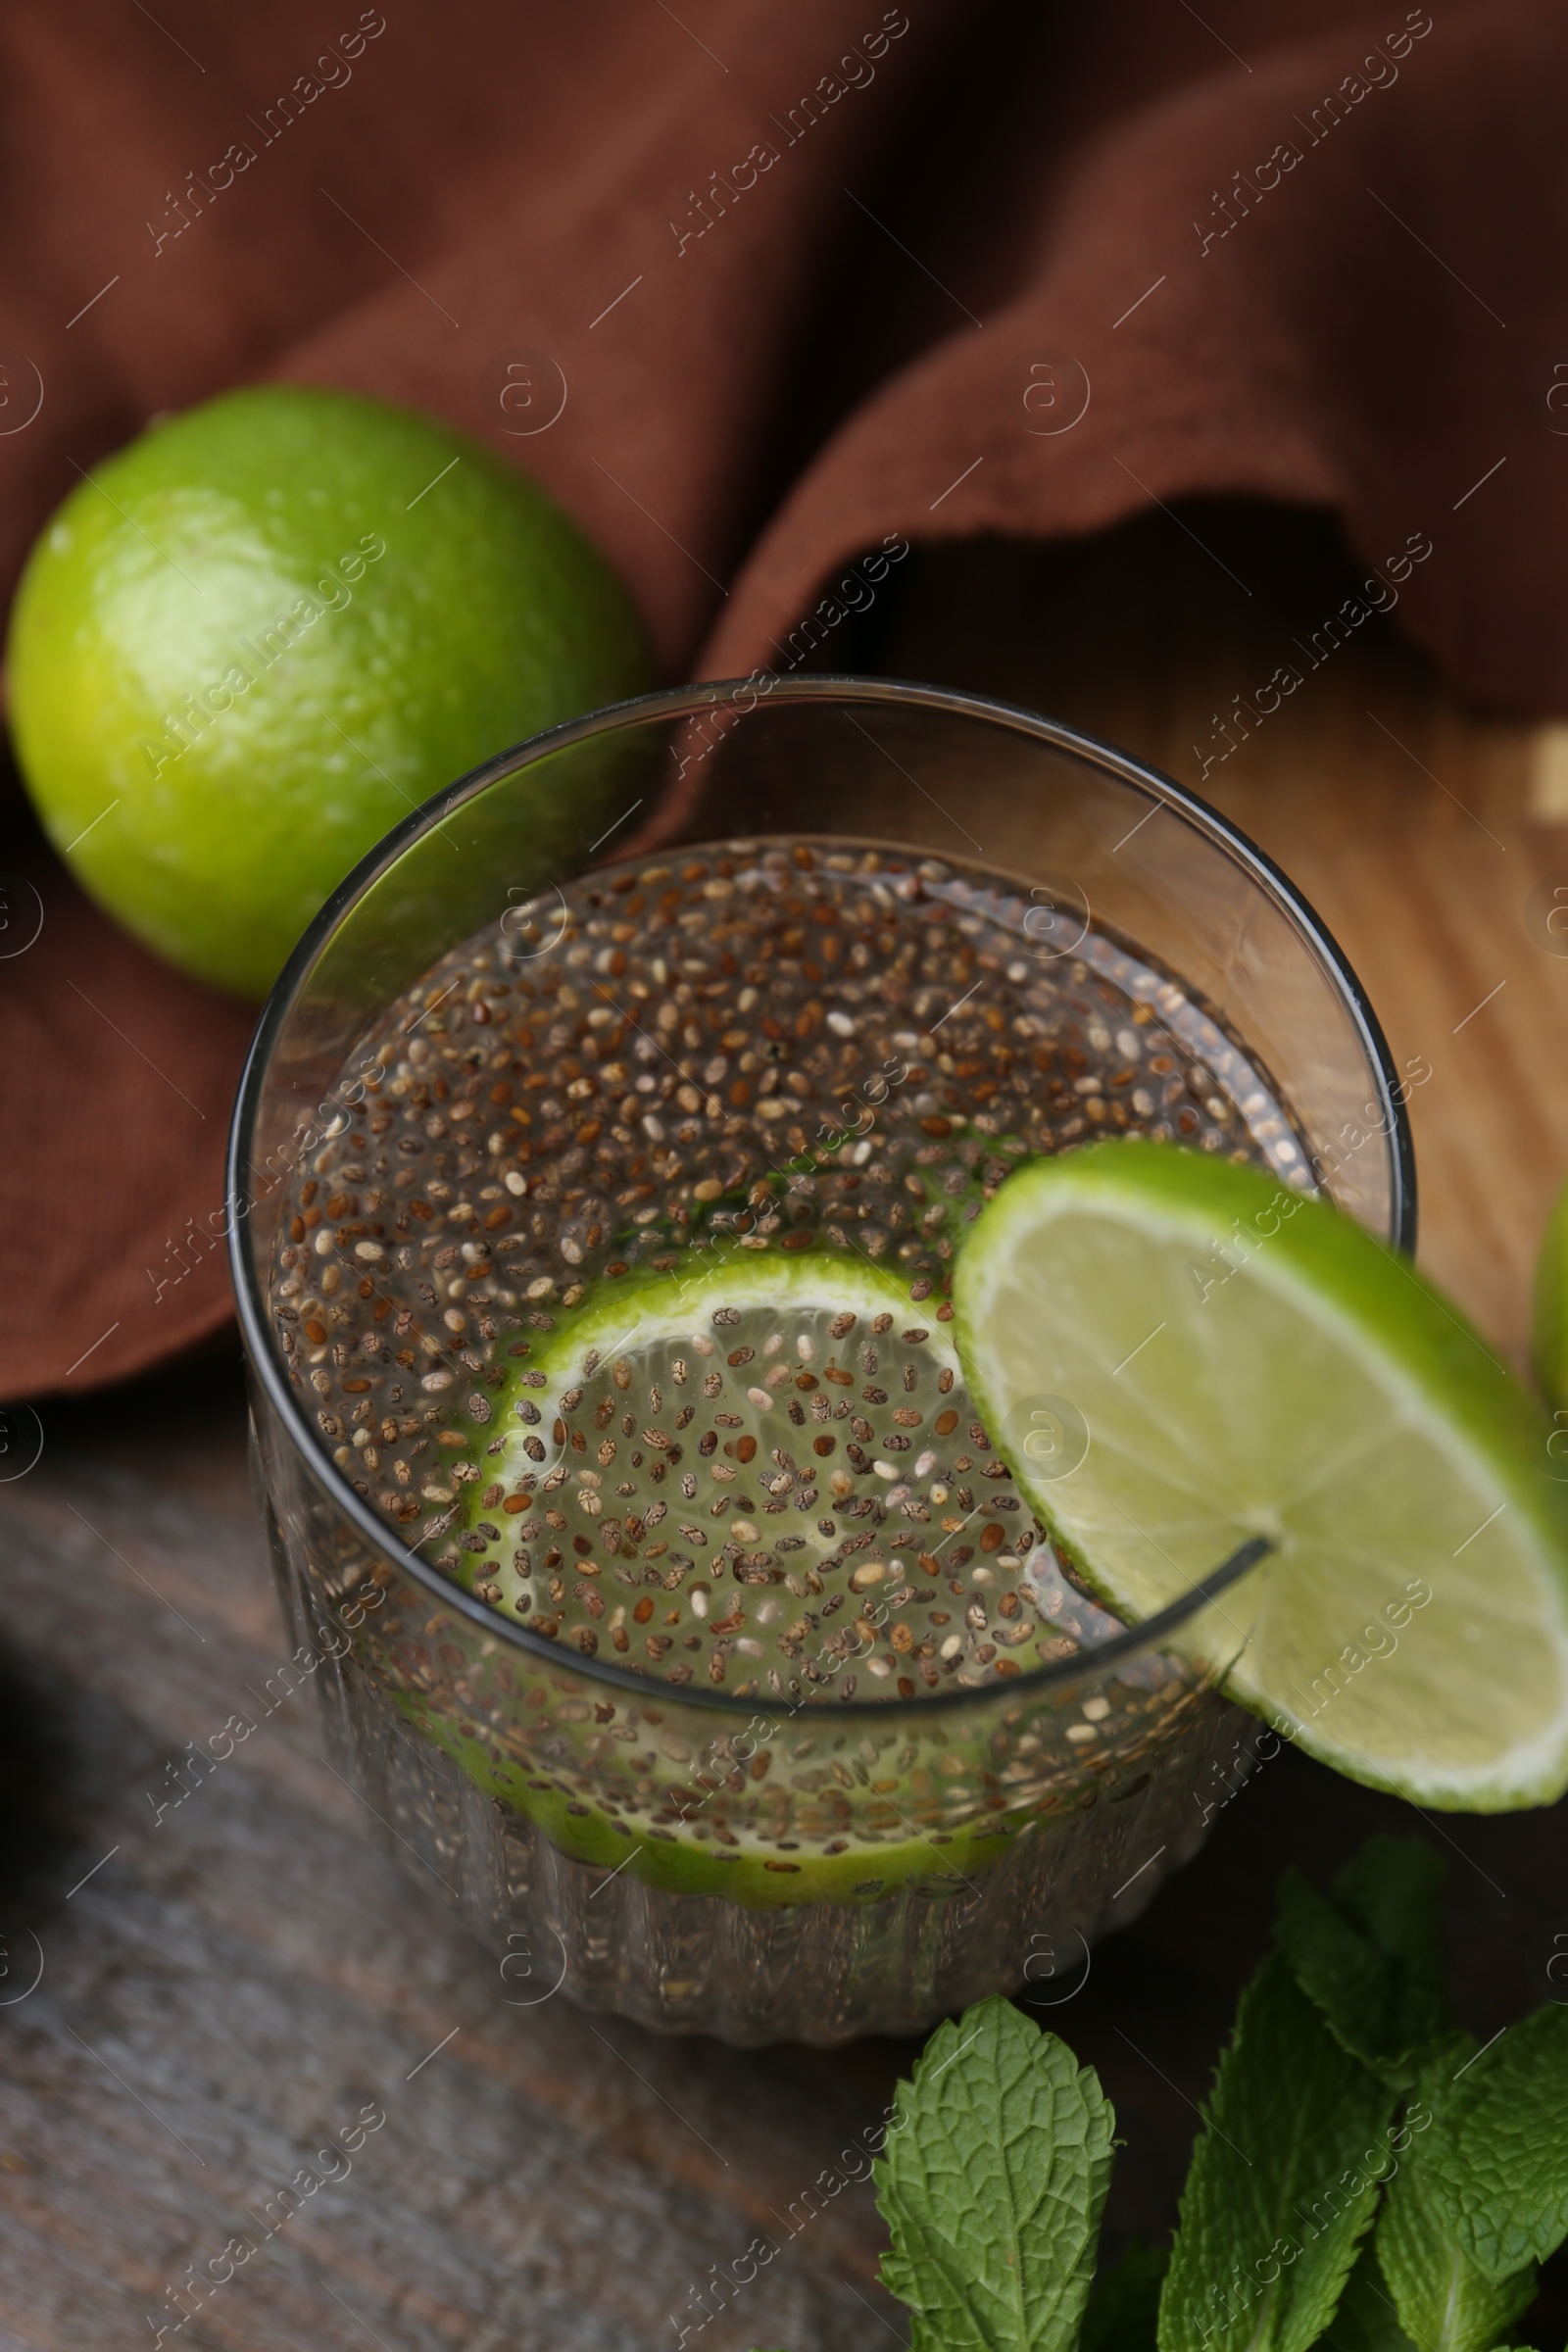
[954, 1139, 1568, 1810]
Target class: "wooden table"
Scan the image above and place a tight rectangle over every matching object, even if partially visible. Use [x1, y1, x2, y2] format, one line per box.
[4, 513, 1567, 2350]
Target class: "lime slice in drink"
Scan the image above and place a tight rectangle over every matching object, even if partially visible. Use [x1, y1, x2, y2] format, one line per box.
[465, 1250, 966, 1626]
[447, 1250, 1080, 1902]
[954, 1140, 1568, 1810]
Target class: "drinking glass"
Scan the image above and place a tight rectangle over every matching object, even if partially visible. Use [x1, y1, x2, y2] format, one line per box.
[228, 677, 1413, 2044]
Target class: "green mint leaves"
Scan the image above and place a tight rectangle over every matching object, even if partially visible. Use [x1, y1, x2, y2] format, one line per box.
[1316, 2238, 1418, 2352]
[1417, 2006, 1568, 2278]
[1158, 1956, 1396, 2352]
[874, 1999, 1115, 2352]
[1274, 1836, 1453, 2087]
[1373, 2041, 1538, 2352]
[761, 1838, 1564, 2352]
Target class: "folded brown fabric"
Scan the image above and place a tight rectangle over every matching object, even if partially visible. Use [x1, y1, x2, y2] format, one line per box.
[0, 0, 1560, 1398]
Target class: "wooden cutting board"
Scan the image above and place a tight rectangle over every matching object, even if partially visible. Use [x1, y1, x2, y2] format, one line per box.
[881, 507, 1568, 1373]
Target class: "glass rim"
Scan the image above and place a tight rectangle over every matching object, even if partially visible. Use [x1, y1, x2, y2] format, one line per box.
[226, 672, 1415, 1721]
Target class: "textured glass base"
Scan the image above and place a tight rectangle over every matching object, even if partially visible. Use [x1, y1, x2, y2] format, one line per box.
[303, 1590, 1250, 2045]
[257, 1404, 1255, 2043]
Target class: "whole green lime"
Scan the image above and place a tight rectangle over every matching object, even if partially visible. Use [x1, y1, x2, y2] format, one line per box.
[6, 385, 652, 996]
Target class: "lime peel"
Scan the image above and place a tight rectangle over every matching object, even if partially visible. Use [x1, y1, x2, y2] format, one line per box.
[7, 384, 651, 996]
[955, 1140, 1568, 1811]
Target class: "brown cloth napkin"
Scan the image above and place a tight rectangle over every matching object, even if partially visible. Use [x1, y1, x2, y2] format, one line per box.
[1, 0, 1562, 1400]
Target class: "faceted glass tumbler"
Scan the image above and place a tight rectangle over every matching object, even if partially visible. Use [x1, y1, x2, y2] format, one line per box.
[229, 676, 1414, 2045]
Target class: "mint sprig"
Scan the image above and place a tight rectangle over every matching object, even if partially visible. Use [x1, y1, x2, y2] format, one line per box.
[1274, 1836, 1452, 2087]
[1373, 2037, 1538, 2352]
[874, 1998, 1114, 2352]
[1316, 2239, 1418, 2352]
[1158, 1955, 1396, 2352]
[753, 1837, 1565, 2352]
[1417, 2005, 1568, 2278]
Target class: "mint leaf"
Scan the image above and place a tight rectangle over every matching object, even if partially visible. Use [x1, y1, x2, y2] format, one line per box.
[873, 1994, 1114, 2352]
[1275, 1837, 1451, 2086]
[1157, 1956, 1397, 2352]
[1082, 2242, 1167, 2352]
[1314, 2238, 1418, 2352]
[1374, 2036, 1538, 2347]
[1417, 2006, 1568, 2279]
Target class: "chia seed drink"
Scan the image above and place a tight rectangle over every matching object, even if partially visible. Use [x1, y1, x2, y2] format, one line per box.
[261, 836, 1301, 1982]
[234, 675, 1407, 2043]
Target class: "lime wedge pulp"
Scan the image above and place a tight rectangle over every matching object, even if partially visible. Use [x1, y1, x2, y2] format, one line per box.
[475, 1249, 962, 1609]
[955, 1140, 1568, 1810]
[463, 1246, 1098, 1699]
[447, 1248, 1107, 1903]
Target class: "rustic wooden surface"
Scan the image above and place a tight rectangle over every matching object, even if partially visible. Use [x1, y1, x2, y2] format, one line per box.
[4, 511, 1568, 2350]
[884, 507, 1568, 1369]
